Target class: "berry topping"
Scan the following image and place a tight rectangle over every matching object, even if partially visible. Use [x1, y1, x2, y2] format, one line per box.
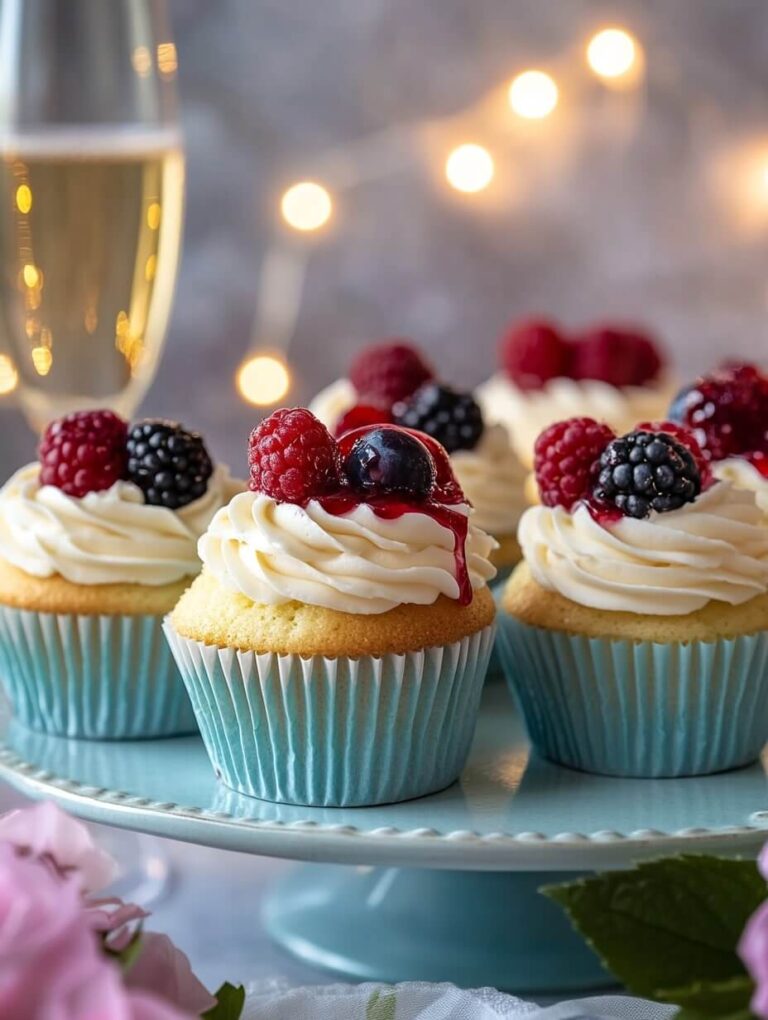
[747, 450, 768, 478]
[534, 417, 616, 510]
[636, 419, 712, 486]
[500, 320, 569, 390]
[349, 340, 434, 406]
[39, 410, 128, 497]
[249, 408, 340, 504]
[334, 402, 392, 438]
[668, 363, 768, 462]
[344, 426, 436, 500]
[593, 430, 701, 519]
[393, 382, 484, 454]
[571, 327, 663, 387]
[126, 421, 213, 509]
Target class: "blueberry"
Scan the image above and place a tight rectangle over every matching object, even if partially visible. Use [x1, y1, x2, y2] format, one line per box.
[344, 427, 436, 499]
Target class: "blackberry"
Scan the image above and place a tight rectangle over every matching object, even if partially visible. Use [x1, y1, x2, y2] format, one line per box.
[393, 383, 484, 454]
[126, 420, 213, 509]
[592, 429, 701, 519]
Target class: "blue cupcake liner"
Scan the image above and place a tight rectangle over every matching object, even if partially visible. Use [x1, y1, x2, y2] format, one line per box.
[164, 621, 495, 807]
[0, 605, 198, 739]
[496, 612, 768, 778]
[485, 572, 514, 685]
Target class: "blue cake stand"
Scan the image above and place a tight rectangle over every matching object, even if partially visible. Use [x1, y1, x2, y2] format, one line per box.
[0, 685, 766, 994]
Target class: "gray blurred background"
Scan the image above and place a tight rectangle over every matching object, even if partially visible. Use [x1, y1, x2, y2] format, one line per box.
[3, 0, 768, 476]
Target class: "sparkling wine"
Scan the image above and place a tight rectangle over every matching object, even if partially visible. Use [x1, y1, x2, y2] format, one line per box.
[0, 130, 184, 430]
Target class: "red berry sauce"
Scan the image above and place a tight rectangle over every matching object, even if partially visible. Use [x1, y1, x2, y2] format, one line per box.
[316, 426, 474, 605]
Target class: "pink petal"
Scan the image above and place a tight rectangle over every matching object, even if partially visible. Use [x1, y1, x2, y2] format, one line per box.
[125, 933, 216, 1015]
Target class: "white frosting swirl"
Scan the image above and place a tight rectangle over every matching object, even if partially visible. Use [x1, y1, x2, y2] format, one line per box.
[714, 457, 768, 516]
[477, 373, 676, 466]
[451, 425, 527, 536]
[0, 463, 237, 586]
[200, 491, 497, 615]
[518, 483, 768, 615]
[309, 378, 356, 430]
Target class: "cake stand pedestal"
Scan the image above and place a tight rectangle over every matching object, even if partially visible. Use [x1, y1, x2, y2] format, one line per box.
[0, 686, 766, 994]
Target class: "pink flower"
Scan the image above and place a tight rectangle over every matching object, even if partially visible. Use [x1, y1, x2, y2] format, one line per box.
[0, 802, 116, 892]
[740, 900, 768, 1019]
[88, 898, 149, 952]
[125, 933, 216, 1016]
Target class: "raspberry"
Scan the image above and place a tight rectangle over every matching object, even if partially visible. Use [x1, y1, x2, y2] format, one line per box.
[534, 417, 616, 509]
[571, 327, 663, 387]
[393, 383, 484, 453]
[668, 363, 768, 462]
[349, 340, 433, 406]
[334, 403, 392, 438]
[126, 421, 213, 509]
[39, 410, 127, 497]
[593, 430, 701, 518]
[500, 319, 569, 390]
[249, 408, 340, 504]
[636, 419, 713, 487]
[746, 450, 768, 478]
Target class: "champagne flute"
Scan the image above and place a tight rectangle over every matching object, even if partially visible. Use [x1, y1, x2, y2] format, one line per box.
[0, 0, 185, 432]
[0, 0, 183, 901]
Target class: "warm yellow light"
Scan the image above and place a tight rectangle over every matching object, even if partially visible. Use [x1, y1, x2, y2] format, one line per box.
[15, 185, 32, 214]
[587, 28, 637, 79]
[115, 311, 130, 337]
[22, 263, 40, 289]
[147, 202, 161, 230]
[236, 355, 291, 406]
[31, 346, 52, 376]
[280, 182, 332, 232]
[157, 42, 178, 78]
[0, 355, 18, 396]
[132, 46, 152, 77]
[508, 70, 559, 120]
[445, 144, 495, 194]
[144, 254, 157, 282]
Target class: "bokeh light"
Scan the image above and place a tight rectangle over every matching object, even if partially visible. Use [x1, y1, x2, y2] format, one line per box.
[0, 355, 18, 395]
[508, 70, 559, 120]
[15, 185, 32, 214]
[237, 354, 291, 406]
[445, 144, 495, 193]
[280, 182, 333, 232]
[22, 263, 40, 289]
[31, 346, 52, 377]
[587, 28, 638, 80]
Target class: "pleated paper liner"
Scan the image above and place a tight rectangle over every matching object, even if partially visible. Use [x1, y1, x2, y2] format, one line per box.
[0, 606, 197, 739]
[164, 621, 495, 807]
[497, 613, 768, 778]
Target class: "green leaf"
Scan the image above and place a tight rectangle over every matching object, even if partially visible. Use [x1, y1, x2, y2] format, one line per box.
[543, 855, 766, 999]
[202, 982, 246, 1020]
[661, 974, 755, 1018]
[367, 989, 397, 1020]
[104, 927, 144, 972]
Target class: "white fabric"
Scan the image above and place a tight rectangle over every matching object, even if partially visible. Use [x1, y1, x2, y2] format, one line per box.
[241, 981, 677, 1020]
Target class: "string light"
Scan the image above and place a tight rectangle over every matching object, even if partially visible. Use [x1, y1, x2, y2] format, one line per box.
[587, 28, 638, 81]
[280, 182, 332, 232]
[237, 354, 291, 406]
[31, 346, 52, 377]
[508, 70, 558, 120]
[15, 185, 32, 214]
[445, 144, 494, 193]
[0, 355, 18, 395]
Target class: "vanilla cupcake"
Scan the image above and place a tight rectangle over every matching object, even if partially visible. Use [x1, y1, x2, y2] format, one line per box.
[311, 341, 526, 568]
[668, 362, 768, 519]
[0, 410, 238, 738]
[165, 410, 497, 807]
[477, 320, 675, 467]
[498, 417, 768, 778]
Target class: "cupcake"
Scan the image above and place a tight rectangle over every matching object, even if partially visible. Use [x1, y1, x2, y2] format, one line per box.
[477, 320, 676, 467]
[165, 409, 497, 807]
[0, 410, 238, 739]
[497, 415, 768, 778]
[310, 339, 526, 569]
[668, 362, 768, 517]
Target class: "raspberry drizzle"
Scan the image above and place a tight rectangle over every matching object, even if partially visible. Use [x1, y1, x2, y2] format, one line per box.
[319, 426, 474, 605]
